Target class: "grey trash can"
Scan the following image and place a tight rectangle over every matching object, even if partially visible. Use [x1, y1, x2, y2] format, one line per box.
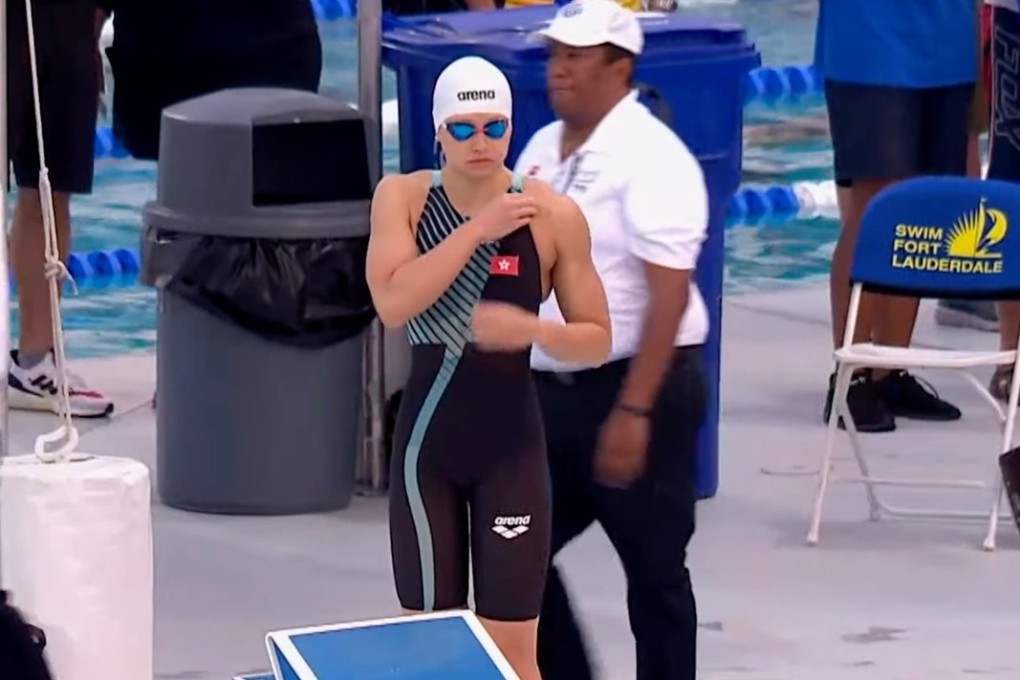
[140, 87, 377, 515]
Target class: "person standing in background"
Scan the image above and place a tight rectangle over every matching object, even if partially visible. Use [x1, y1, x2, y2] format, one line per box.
[5, 1, 113, 417]
[103, 0, 322, 161]
[815, 0, 976, 433]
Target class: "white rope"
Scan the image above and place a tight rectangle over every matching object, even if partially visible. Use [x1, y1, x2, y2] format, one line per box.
[23, 0, 80, 464]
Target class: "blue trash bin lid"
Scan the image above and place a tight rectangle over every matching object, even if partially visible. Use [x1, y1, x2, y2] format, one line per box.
[382, 7, 754, 68]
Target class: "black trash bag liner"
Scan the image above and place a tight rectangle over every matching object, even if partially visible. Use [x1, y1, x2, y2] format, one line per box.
[0, 590, 53, 680]
[142, 228, 376, 349]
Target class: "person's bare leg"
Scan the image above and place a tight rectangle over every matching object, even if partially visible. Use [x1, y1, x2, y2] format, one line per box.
[839, 178, 913, 380]
[967, 131, 982, 177]
[830, 181, 894, 349]
[989, 301, 1020, 399]
[999, 302, 1020, 352]
[478, 616, 541, 680]
[11, 188, 72, 362]
[830, 185, 860, 347]
[401, 608, 541, 680]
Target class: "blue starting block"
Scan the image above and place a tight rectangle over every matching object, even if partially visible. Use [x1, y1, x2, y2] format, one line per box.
[264, 610, 521, 679]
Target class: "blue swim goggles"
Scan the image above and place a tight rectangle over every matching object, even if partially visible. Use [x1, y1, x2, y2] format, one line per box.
[444, 119, 509, 142]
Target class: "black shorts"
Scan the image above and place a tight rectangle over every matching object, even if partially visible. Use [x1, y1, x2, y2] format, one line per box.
[825, 80, 973, 186]
[988, 7, 1020, 182]
[6, 1, 100, 195]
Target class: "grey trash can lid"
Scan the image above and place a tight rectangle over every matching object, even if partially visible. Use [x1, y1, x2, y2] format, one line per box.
[149, 87, 373, 239]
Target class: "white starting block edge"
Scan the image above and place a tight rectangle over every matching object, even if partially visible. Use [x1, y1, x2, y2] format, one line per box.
[265, 610, 521, 680]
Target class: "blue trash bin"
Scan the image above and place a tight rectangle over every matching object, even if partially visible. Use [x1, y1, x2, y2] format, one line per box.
[382, 7, 760, 500]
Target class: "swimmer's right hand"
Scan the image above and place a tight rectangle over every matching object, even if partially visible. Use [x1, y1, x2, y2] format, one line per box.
[469, 194, 539, 243]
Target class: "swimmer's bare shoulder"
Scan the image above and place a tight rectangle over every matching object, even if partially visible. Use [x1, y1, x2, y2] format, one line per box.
[521, 177, 591, 268]
[367, 171, 435, 300]
[371, 170, 434, 231]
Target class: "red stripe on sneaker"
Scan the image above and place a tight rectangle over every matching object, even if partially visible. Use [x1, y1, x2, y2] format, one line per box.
[70, 389, 103, 398]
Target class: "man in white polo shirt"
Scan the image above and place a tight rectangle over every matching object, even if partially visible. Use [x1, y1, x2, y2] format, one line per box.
[515, 1, 709, 678]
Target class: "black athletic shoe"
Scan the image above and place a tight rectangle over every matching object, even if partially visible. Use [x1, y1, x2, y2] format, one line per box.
[872, 370, 962, 421]
[823, 371, 896, 433]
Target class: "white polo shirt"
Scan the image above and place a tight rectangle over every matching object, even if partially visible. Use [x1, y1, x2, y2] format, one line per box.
[515, 90, 710, 373]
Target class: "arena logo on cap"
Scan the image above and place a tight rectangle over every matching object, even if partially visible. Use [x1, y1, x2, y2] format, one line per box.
[891, 198, 1008, 275]
[457, 90, 496, 102]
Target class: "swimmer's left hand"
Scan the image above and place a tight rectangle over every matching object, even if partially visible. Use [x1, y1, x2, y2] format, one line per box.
[471, 301, 540, 351]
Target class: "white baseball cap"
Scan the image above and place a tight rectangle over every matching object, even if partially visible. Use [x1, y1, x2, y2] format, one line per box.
[530, 0, 644, 56]
[432, 56, 513, 132]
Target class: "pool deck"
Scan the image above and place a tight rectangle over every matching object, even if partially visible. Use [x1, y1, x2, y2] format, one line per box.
[9, 284, 1020, 680]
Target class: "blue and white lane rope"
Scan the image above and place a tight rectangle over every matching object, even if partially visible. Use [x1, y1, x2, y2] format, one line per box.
[36, 181, 837, 290]
[728, 179, 839, 222]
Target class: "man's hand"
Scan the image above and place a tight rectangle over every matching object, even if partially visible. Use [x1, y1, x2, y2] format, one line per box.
[594, 407, 651, 488]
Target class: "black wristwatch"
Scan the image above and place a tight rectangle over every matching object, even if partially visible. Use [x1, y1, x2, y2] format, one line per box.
[615, 403, 652, 418]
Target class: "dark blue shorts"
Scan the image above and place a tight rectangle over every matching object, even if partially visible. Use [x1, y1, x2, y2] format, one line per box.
[825, 80, 973, 186]
[988, 7, 1020, 182]
[6, 1, 99, 195]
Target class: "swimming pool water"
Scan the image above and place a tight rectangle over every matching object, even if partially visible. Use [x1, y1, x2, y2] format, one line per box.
[46, 0, 835, 359]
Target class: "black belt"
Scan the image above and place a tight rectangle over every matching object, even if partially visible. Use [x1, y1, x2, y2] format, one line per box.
[532, 345, 704, 388]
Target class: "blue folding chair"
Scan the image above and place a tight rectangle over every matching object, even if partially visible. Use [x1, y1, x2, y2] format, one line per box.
[809, 176, 1020, 551]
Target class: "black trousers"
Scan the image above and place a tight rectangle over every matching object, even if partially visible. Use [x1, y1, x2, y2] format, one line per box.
[532, 346, 706, 680]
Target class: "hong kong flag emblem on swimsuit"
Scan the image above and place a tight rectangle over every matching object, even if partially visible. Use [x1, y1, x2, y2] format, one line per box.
[490, 255, 520, 276]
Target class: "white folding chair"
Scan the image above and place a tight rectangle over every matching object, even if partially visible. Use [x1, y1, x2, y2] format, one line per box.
[807, 176, 1020, 551]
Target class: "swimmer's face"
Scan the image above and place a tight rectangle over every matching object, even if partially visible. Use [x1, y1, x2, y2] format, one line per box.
[546, 41, 633, 120]
[437, 113, 512, 176]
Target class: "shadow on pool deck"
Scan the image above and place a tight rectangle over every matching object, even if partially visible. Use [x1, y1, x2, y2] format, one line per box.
[9, 285, 1020, 680]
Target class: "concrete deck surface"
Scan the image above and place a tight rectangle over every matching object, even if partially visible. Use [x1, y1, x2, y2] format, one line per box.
[8, 285, 1020, 680]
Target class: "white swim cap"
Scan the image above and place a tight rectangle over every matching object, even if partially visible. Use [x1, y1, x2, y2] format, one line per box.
[432, 56, 513, 132]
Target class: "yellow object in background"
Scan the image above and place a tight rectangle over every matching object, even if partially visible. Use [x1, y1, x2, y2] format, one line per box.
[505, 0, 641, 10]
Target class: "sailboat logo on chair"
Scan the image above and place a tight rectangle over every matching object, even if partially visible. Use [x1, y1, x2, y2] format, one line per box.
[946, 198, 1008, 259]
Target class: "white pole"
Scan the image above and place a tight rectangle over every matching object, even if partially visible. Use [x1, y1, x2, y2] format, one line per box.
[358, 0, 387, 492]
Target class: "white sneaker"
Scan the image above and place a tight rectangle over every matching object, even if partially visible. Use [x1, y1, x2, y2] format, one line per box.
[8, 351, 114, 418]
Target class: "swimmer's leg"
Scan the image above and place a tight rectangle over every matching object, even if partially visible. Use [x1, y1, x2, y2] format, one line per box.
[469, 447, 552, 680]
[388, 433, 469, 614]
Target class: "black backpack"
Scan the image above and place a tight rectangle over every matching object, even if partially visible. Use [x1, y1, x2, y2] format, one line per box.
[0, 591, 53, 680]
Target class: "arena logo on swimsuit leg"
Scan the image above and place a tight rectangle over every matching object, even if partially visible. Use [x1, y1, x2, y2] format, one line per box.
[491, 514, 531, 540]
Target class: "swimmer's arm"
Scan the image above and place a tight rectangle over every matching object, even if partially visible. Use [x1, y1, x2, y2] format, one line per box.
[537, 197, 612, 364]
[464, 0, 497, 8]
[366, 175, 485, 328]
